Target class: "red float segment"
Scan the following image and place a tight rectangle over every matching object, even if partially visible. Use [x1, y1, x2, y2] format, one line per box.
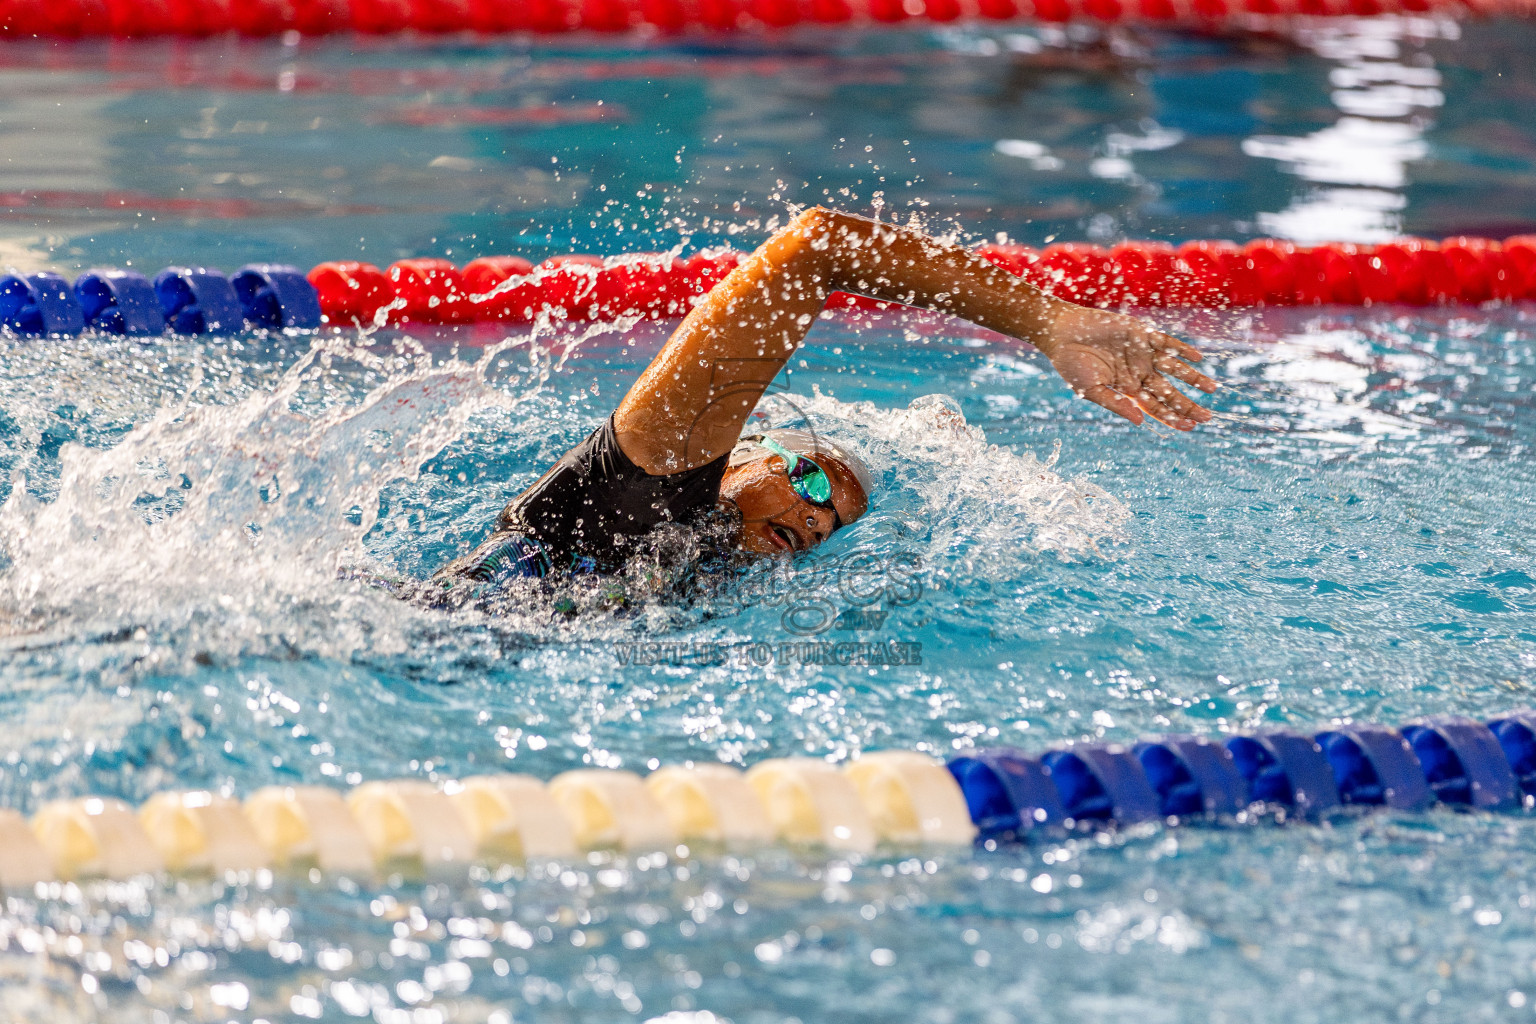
[386, 258, 474, 324]
[308, 261, 395, 325]
[166, 0, 232, 34]
[577, 0, 636, 30]
[1025, 243, 1087, 301]
[1505, 237, 1536, 300]
[681, 248, 746, 295]
[975, 0, 1019, 16]
[1439, 237, 1524, 304]
[306, 234, 1535, 329]
[1409, 241, 1460, 305]
[1370, 241, 1432, 305]
[471, 265, 551, 322]
[1285, 246, 1330, 305]
[1351, 247, 1399, 305]
[6, 0, 1536, 38]
[230, 0, 294, 34]
[1440, 237, 1494, 304]
[523, 255, 605, 320]
[975, 244, 1038, 277]
[1108, 241, 1178, 306]
[1308, 245, 1363, 305]
[864, 0, 911, 22]
[634, 0, 687, 27]
[462, 256, 535, 321]
[348, 0, 409, 30]
[594, 255, 691, 319]
[105, 0, 174, 35]
[461, 254, 603, 323]
[1239, 239, 1298, 306]
[1032, 243, 1121, 306]
[462, 255, 536, 294]
[1173, 240, 1239, 307]
[291, 0, 349, 32]
[750, 0, 803, 26]
[463, 254, 695, 323]
[696, 0, 743, 29]
[408, 0, 472, 30]
[0, 0, 106, 36]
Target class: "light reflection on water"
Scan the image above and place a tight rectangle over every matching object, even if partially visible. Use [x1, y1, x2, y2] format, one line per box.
[2, 19, 1535, 270]
[1244, 16, 1451, 242]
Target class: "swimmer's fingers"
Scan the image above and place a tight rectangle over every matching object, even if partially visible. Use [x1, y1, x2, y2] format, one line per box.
[1133, 390, 1195, 431]
[1154, 352, 1219, 394]
[1138, 374, 1212, 430]
[1081, 383, 1145, 425]
[1151, 331, 1206, 364]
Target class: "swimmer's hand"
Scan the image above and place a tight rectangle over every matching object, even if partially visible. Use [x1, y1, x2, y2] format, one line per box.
[1036, 305, 1218, 430]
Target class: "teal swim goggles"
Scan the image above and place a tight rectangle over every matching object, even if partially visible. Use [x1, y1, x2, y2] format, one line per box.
[743, 434, 840, 523]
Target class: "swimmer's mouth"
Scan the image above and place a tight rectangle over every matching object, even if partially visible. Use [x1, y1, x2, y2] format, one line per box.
[767, 524, 803, 552]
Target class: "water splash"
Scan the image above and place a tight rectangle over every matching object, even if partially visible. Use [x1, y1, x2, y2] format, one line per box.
[779, 388, 1130, 563]
[0, 333, 532, 669]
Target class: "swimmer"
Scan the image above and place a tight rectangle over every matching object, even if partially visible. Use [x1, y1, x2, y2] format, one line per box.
[431, 207, 1216, 596]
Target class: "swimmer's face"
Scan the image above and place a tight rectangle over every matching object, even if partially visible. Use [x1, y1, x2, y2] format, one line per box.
[719, 451, 868, 555]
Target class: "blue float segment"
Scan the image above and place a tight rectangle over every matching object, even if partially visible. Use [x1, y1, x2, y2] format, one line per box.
[74, 269, 166, 337]
[232, 264, 322, 330]
[948, 749, 1065, 837]
[1135, 736, 1247, 817]
[1400, 717, 1518, 809]
[153, 267, 244, 335]
[0, 272, 85, 337]
[1224, 732, 1340, 816]
[1041, 745, 1161, 824]
[1485, 711, 1536, 802]
[1315, 725, 1431, 810]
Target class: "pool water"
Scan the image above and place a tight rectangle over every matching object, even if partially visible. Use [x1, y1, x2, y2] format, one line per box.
[2, 17, 1536, 1024]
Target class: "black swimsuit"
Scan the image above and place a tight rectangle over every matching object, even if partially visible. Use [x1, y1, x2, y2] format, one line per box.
[431, 415, 730, 593]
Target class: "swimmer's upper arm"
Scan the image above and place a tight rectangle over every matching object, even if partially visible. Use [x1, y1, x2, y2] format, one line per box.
[614, 207, 845, 474]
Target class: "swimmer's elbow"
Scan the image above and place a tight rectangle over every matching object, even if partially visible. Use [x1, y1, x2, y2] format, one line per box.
[793, 205, 835, 229]
[778, 205, 835, 242]
[782, 206, 865, 260]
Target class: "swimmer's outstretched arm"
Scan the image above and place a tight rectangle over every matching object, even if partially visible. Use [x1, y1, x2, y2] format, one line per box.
[615, 206, 1217, 473]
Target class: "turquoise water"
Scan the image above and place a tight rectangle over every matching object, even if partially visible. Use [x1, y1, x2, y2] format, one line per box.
[2, 19, 1536, 1024]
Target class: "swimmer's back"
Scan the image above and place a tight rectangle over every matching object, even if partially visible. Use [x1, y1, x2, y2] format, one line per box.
[432, 414, 730, 591]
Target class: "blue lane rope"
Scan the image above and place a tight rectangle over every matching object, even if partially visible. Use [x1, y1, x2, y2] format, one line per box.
[0, 271, 86, 337]
[946, 713, 1536, 840]
[1, 265, 321, 338]
[7, 714, 1536, 883]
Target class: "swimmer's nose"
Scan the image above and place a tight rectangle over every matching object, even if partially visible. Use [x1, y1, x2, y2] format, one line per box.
[809, 509, 835, 545]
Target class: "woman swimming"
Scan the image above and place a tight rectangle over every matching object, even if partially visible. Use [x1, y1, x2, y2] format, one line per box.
[430, 207, 1216, 597]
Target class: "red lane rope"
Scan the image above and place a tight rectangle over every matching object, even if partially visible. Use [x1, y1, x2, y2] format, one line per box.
[1, 0, 1530, 38]
[308, 235, 1536, 326]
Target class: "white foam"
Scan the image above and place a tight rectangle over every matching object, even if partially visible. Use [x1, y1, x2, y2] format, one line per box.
[757, 389, 1130, 570]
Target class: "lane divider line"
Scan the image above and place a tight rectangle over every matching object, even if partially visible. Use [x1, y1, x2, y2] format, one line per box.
[0, 0, 1527, 41]
[8, 717, 1536, 885]
[3, 234, 1532, 341]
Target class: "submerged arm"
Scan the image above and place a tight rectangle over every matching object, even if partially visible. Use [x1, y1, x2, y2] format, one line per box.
[615, 207, 1217, 473]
